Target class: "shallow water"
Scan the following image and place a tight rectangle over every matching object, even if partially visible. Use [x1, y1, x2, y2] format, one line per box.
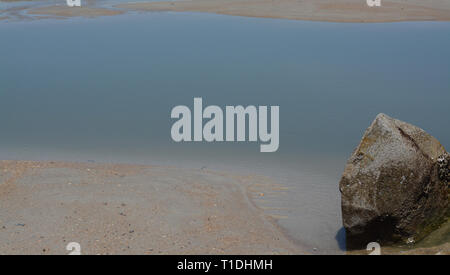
[1, 11, 450, 253]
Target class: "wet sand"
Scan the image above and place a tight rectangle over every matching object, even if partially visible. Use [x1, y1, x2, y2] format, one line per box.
[1, 160, 448, 254]
[0, 160, 302, 255]
[116, 0, 450, 23]
[1, 0, 449, 22]
[27, 6, 124, 18]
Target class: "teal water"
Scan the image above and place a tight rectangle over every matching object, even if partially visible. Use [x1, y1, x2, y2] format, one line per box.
[1, 12, 450, 253]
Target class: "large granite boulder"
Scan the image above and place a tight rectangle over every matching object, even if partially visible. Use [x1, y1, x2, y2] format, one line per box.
[340, 113, 449, 249]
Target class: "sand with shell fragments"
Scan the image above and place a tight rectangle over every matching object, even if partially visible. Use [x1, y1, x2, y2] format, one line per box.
[0, 160, 303, 255]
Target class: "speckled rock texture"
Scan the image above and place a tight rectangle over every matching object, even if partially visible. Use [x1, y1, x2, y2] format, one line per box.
[340, 113, 449, 249]
[438, 153, 450, 185]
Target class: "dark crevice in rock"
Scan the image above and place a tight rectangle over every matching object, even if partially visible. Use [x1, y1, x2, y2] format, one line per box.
[397, 126, 430, 160]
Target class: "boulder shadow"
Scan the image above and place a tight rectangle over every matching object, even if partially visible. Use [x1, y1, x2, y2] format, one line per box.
[335, 227, 347, 251]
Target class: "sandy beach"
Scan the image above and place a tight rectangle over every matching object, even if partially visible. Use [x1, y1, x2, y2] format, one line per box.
[1, 160, 447, 255]
[115, 0, 450, 23]
[0, 1, 123, 20]
[0, 0, 449, 22]
[0, 160, 302, 255]
[27, 6, 124, 18]
[1, 0, 449, 257]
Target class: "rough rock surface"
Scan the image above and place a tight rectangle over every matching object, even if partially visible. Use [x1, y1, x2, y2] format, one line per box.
[340, 114, 449, 249]
[438, 153, 450, 185]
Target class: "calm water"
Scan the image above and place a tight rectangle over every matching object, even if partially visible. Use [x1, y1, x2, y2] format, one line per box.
[1, 11, 450, 253]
